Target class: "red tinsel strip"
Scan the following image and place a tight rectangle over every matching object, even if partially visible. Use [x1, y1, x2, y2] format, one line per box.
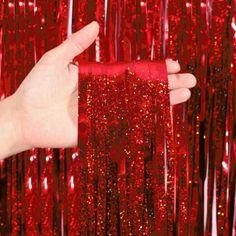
[78, 61, 174, 235]
[0, 0, 235, 235]
[24, 148, 39, 235]
[230, 1, 236, 234]
[40, 149, 53, 236]
[205, 2, 232, 235]
[167, 1, 191, 235]
[182, 1, 202, 234]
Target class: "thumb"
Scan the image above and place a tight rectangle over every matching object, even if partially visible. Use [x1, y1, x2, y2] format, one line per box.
[52, 21, 99, 62]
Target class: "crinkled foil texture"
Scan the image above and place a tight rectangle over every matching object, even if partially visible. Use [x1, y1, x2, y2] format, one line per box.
[0, 0, 235, 235]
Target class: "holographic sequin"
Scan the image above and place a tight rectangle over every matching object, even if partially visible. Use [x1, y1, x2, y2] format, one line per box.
[78, 61, 173, 235]
[0, 0, 235, 235]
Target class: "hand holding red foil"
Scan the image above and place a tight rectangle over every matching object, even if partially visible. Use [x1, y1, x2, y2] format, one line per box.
[0, 21, 196, 159]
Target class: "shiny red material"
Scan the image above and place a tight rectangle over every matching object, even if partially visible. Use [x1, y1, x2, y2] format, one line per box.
[0, 0, 235, 235]
[78, 61, 172, 235]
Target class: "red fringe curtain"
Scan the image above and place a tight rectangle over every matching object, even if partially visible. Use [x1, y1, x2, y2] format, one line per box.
[0, 0, 235, 235]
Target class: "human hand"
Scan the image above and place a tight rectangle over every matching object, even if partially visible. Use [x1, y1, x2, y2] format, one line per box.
[11, 21, 99, 150]
[0, 21, 196, 159]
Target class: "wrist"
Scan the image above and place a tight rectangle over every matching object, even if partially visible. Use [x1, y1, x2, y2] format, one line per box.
[0, 94, 29, 159]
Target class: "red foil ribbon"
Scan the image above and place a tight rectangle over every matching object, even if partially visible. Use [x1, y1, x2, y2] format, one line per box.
[0, 0, 235, 235]
[77, 61, 175, 235]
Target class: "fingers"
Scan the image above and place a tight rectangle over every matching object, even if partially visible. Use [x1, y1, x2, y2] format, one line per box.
[43, 21, 99, 63]
[168, 72, 196, 105]
[168, 73, 197, 90]
[166, 59, 181, 74]
[170, 88, 191, 105]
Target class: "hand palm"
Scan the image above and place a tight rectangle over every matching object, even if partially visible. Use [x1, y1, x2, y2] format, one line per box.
[15, 55, 78, 148]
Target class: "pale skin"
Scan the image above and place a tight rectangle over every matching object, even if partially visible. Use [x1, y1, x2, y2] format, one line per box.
[0, 21, 196, 159]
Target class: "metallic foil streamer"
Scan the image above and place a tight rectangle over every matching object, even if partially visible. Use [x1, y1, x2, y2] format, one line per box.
[78, 61, 172, 235]
[0, 0, 235, 235]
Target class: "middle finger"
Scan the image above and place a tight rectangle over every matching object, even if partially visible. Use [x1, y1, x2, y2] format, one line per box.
[168, 73, 197, 90]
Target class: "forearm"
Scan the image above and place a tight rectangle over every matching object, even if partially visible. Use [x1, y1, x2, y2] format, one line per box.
[0, 95, 28, 159]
